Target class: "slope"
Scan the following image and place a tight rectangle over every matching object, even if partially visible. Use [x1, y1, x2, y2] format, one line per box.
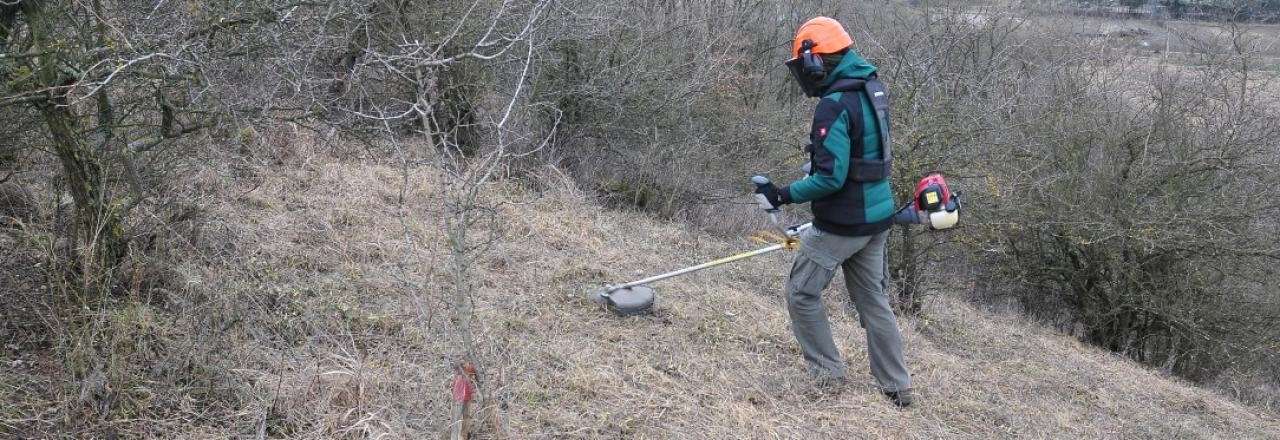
[2, 147, 1278, 439]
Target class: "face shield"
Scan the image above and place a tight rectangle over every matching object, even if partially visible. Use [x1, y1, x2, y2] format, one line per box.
[786, 57, 824, 98]
[786, 39, 827, 98]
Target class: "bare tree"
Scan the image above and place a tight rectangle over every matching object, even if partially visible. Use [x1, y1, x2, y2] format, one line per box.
[323, 1, 554, 436]
[0, 0, 309, 289]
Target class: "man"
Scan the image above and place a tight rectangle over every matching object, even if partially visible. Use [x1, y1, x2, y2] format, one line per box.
[753, 17, 913, 407]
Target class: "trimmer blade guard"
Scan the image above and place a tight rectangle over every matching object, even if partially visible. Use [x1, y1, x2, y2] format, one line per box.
[601, 286, 655, 317]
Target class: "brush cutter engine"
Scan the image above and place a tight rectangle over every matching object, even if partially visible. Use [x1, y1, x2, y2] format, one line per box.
[893, 173, 961, 230]
[915, 173, 960, 230]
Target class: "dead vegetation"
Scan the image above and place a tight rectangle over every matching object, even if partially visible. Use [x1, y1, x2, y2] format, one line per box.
[3, 135, 1279, 437]
[4, 0, 1280, 438]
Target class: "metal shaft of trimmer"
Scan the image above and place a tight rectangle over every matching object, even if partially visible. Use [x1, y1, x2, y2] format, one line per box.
[606, 244, 785, 293]
[604, 223, 811, 294]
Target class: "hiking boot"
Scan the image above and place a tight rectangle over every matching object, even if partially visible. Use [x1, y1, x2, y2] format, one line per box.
[884, 389, 913, 407]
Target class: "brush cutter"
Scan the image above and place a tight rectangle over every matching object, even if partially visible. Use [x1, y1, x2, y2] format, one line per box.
[891, 172, 962, 230]
[587, 173, 961, 317]
[587, 222, 811, 316]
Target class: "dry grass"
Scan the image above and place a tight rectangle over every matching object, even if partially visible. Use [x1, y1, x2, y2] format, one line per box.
[485, 182, 1280, 438]
[3, 139, 1280, 438]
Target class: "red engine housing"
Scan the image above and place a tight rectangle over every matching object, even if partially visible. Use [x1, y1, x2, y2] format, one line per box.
[913, 173, 952, 212]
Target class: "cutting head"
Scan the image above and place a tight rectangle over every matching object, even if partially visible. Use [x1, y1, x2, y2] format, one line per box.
[587, 286, 656, 316]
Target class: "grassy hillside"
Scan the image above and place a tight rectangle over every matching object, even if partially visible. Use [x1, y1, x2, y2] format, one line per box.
[5, 144, 1276, 438]
[6, 1, 1280, 437]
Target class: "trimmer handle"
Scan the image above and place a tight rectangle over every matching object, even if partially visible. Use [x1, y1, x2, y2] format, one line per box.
[751, 176, 780, 214]
[751, 175, 782, 226]
[785, 222, 812, 238]
[947, 191, 962, 213]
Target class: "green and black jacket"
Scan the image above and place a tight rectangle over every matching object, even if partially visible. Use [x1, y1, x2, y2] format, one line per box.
[780, 50, 894, 237]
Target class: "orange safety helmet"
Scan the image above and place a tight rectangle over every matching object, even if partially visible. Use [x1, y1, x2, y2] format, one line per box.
[790, 17, 853, 60]
[786, 17, 853, 97]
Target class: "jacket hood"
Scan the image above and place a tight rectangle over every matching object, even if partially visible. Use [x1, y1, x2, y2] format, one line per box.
[822, 48, 877, 86]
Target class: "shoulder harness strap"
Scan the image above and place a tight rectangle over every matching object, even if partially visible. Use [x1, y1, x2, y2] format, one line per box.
[826, 76, 893, 182]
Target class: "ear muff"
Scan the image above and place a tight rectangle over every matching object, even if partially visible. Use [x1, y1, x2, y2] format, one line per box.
[786, 39, 826, 97]
[799, 40, 825, 79]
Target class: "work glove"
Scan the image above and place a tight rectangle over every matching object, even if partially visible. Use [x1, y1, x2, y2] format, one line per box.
[754, 183, 784, 209]
[751, 176, 786, 210]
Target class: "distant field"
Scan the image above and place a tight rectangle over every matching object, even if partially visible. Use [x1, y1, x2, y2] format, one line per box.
[956, 3, 1280, 60]
[967, 4, 1280, 96]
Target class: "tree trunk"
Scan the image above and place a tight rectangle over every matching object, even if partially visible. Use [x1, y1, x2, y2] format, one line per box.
[39, 100, 126, 282]
[895, 225, 922, 316]
[24, 0, 126, 286]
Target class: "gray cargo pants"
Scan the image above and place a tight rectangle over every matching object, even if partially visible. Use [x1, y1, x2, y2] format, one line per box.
[785, 226, 911, 392]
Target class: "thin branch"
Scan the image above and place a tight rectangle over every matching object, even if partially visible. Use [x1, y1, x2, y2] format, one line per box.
[0, 50, 49, 60]
[0, 93, 48, 107]
[70, 52, 170, 103]
[126, 119, 212, 153]
[431, 0, 485, 58]
[497, 33, 535, 129]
